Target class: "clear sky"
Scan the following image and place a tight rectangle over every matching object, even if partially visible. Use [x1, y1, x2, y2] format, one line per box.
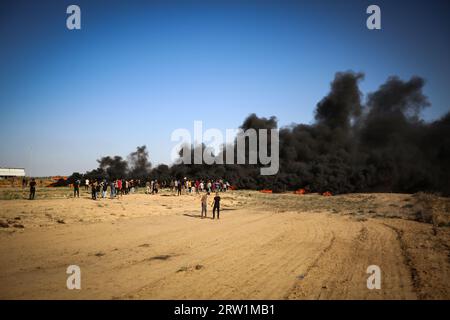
[1, 0, 449, 176]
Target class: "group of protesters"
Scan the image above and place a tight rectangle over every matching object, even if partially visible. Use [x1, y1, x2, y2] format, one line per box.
[72, 178, 141, 200]
[26, 175, 226, 220]
[170, 178, 230, 196]
[145, 180, 160, 194]
[71, 177, 230, 201]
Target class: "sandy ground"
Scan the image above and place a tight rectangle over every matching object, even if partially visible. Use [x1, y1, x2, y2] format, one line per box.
[0, 189, 449, 299]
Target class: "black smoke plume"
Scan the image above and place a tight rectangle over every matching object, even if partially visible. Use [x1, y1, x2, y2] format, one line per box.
[128, 145, 152, 180]
[78, 72, 450, 195]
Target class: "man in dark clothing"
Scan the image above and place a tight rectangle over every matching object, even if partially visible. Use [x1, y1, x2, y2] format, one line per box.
[91, 180, 98, 200]
[212, 192, 221, 219]
[96, 182, 101, 197]
[73, 179, 80, 198]
[177, 181, 182, 196]
[29, 178, 36, 200]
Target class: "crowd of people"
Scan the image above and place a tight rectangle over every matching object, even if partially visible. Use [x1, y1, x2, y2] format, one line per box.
[26, 176, 229, 220]
[72, 178, 142, 200]
[170, 178, 230, 195]
[73, 177, 230, 200]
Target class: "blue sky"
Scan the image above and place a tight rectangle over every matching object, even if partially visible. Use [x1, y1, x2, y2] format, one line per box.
[0, 0, 449, 176]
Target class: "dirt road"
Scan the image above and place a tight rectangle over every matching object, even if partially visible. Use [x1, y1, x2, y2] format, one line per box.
[0, 191, 449, 299]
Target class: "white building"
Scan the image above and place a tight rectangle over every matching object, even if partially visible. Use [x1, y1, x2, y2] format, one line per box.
[0, 168, 26, 179]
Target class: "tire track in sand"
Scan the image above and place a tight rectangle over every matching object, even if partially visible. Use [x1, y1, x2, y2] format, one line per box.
[286, 218, 416, 299]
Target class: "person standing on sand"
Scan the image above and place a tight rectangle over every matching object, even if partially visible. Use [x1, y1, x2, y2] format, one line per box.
[177, 180, 182, 196]
[73, 179, 80, 198]
[110, 180, 116, 198]
[91, 180, 97, 200]
[212, 192, 221, 219]
[124, 180, 129, 195]
[130, 180, 135, 194]
[96, 181, 101, 197]
[121, 180, 125, 195]
[29, 178, 36, 200]
[117, 179, 122, 197]
[201, 192, 209, 218]
[102, 180, 108, 198]
[99, 181, 104, 198]
[195, 180, 200, 194]
[85, 178, 89, 191]
[200, 181, 204, 192]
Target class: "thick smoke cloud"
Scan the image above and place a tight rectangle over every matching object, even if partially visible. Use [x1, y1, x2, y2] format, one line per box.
[84, 146, 149, 181]
[128, 145, 152, 180]
[80, 72, 450, 195]
[315, 71, 363, 130]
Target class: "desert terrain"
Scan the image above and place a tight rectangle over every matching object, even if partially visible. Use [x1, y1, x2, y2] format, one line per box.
[0, 187, 449, 299]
